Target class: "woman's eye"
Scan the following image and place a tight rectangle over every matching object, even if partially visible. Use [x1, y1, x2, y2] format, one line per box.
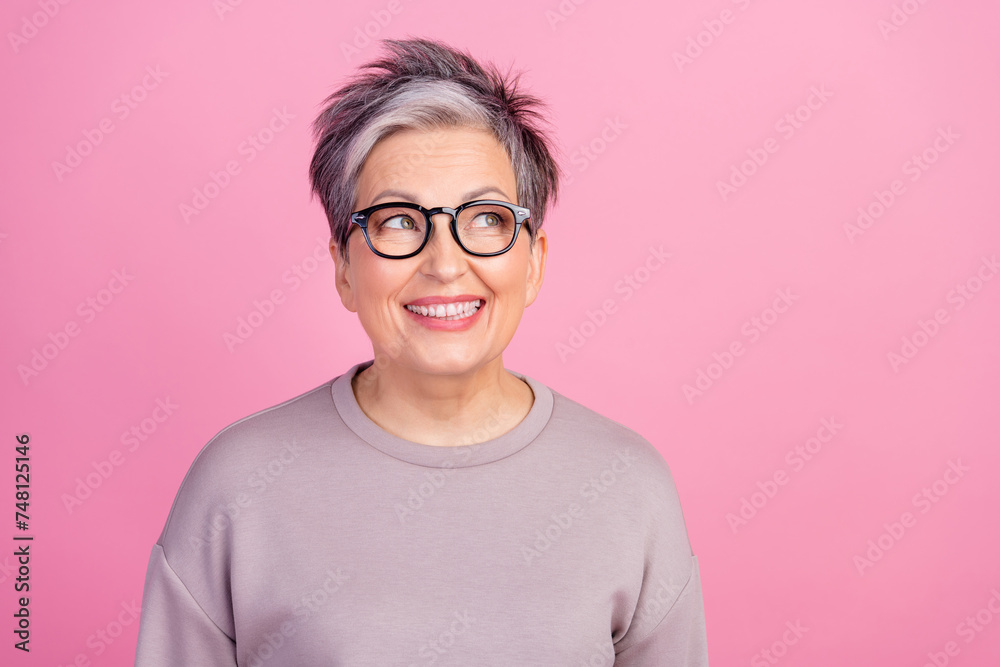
[471, 213, 500, 227]
[383, 215, 416, 230]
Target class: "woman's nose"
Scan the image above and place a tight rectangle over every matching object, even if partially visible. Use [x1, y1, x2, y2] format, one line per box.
[426, 212, 460, 251]
[419, 212, 467, 274]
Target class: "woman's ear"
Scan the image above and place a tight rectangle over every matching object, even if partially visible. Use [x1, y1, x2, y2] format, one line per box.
[330, 239, 357, 313]
[524, 228, 548, 308]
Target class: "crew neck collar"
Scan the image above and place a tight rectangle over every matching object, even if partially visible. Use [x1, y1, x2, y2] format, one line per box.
[331, 359, 553, 468]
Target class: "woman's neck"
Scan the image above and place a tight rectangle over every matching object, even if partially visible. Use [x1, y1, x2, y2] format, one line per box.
[350, 357, 534, 447]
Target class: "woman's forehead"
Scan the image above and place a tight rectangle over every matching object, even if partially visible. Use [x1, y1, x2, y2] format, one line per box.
[367, 125, 506, 164]
[357, 127, 517, 205]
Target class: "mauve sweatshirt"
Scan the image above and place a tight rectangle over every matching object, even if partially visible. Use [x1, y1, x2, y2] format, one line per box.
[134, 360, 709, 665]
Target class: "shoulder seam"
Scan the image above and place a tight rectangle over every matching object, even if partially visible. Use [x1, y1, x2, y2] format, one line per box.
[613, 554, 698, 655]
[154, 543, 236, 641]
[157, 379, 337, 541]
[550, 390, 652, 444]
[209, 379, 337, 438]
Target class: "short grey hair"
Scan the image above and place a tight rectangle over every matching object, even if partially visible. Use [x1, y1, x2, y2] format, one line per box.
[309, 37, 562, 261]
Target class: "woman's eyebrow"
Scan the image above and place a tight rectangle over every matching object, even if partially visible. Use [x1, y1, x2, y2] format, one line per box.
[370, 185, 512, 205]
[461, 185, 512, 201]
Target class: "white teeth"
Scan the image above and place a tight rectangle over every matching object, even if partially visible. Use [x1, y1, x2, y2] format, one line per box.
[405, 300, 482, 321]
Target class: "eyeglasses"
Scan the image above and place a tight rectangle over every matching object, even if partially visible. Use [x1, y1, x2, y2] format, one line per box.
[348, 199, 531, 259]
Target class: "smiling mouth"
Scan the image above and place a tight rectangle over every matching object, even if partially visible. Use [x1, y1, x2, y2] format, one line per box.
[404, 299, 483, 321]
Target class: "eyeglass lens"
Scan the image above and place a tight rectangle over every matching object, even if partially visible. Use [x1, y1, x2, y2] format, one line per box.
[365, 204, 518, 256]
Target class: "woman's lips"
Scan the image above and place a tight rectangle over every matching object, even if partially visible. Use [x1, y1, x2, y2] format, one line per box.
[404, 294, 485, 307]
[405, 299, 482, 320]
[402, 298, 485, 330]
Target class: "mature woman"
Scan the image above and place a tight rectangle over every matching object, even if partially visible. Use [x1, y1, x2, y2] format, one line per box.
[135, 38, 708, 665]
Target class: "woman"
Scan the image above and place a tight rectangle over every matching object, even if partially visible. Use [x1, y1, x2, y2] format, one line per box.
[135, 38, 708, 665]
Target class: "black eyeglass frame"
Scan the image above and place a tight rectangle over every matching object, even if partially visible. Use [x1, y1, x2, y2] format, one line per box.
[348, 199, 532, 259]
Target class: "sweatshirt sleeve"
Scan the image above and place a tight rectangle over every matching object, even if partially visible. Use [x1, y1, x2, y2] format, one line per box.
[613, 554, 709, 666]
[134, 544, 237, 666]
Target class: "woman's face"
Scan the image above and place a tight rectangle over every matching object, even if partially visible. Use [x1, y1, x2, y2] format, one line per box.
[332, 125, 548, 378]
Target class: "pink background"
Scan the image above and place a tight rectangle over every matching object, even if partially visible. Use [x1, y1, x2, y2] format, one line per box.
[3, 0, 999, 664]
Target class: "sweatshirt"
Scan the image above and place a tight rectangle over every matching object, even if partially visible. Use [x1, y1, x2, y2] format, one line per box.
[134, 360, 709, 665]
